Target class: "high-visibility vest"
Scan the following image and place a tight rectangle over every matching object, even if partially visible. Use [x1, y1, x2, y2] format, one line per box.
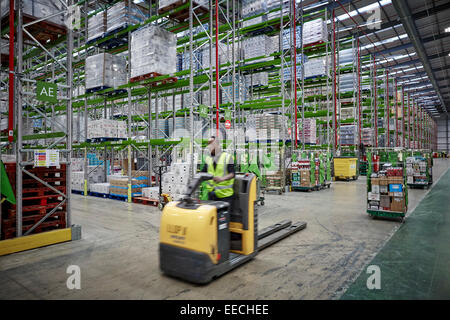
[205, 152, 235, 198]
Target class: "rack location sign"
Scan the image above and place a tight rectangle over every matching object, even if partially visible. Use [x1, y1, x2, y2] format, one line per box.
[36, 81, 57, 103]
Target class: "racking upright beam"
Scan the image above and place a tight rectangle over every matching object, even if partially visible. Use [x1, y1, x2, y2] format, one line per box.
[332, 8, 337, 153]
[8, 0, 14, 143]
[373, 56, 377, 148]
[66, 0, 74, 226]
[402, 86, 405, 148]
[14, 0, 74, 236]
[215, 0, 219, 138]
[385, 70, 389, 147]
[16, 0, 24, 236]
[293, 0, 298, 149]
[357, 38, 361, 148]
[394, 77, 398, 147]
[407, 92, 411, 148]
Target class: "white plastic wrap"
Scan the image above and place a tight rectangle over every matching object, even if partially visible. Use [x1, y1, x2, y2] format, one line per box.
[130, 25, 177, 78]
[85, 53, 127, 90]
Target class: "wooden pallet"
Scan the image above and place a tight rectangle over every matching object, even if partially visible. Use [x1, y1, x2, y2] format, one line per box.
[2, 211, 65, 230]
[0, 14, 67, 44]
[161, 0, 209, 22]
[132, 197, 159, 207]
[129, 72, 178, 86]
[1, 219, 66, 240]
[303, 40, 326, 49]
[158, 0, 188, 15]
[3, 203, 67, 220]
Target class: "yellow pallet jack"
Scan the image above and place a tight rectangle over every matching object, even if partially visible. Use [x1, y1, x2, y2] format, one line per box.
[159, 173, 307, 284]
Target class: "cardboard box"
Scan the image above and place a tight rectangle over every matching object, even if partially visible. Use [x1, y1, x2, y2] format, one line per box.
[391, 197, 405, 212]
[371, 185, 380, 194]
[368, 192, 380, 201]
[371, 177, 379, 185]
[388, 176, 403, 183]
[380, 195, 391, 208]
[379, 177, 389, 186]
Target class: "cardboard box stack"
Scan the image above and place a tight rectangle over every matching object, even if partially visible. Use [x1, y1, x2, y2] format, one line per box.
[87, 119, 127, 139]
[406, 156, 429, 185]
[304, 57, 327, 78]
[368, 167, 406, 213]
[291, 160, 312, 188]
[71, 158, 84, 171]
[106, 0, 146, 33]
[302, 18, 327, 46]
[1, 0, 65, 26]
[159, 0, 208, 12]
[241, 0, 267, 18]
[338, 48, 355, 66]
[243, 35, 272, 60]
[71, 171, 85, 192]
[109, 176, 149, 197]
[245, 72, 268, 87]
[251, 113, 288, 141]
[265, 171, 283, 189]
[131, 25, 177, 78]
[90, 183, 110, 194]
[339, 73, 355, 92]
[340, 125, 356, 145]
[297, 118, 316, 144]
[362, 128, 373, 146]
[88, 11, 106, 42]
[340, 106, 355, 120]
[282, 54, 306, 81]
[142, 187, 160, 200]
[85, 53, 127, 90]
[71, 165, 105, 192]
[222, 75, 241, 104]
[161, 162, 191, 200]
[282, 26, 302, 50]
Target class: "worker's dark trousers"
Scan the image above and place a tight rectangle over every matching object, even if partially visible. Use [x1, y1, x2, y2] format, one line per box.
[208, 192, 234, 210]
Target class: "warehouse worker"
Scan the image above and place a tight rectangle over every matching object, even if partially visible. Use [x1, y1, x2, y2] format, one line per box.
[202, 136, 235, 205]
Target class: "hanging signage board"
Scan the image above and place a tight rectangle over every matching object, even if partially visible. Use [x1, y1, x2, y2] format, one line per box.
[34, 150, 60, 167]
[36, 81, 58, 103]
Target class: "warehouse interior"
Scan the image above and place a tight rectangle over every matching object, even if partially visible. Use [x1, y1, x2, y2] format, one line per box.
[0, 0, 449, 300]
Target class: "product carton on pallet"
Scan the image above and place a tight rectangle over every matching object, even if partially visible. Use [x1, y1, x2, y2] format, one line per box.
[1, 0, 65, 26]
[87, 119, 127, 139]
[106, 0, 146, 33]
[297, 118, 317, 144]
[302, 18, 327, 46]
[85, 53, 127, 90]
[87, 11, 106, 42]
[90, 183, 110, 194]
[142, 187, 160, 199]
[243, 35, 273, 60]
[109, 176, 148, 197]
[130, 25, 177, 78]
[304, 57, 327, 78]
[158, 0, 208, 12]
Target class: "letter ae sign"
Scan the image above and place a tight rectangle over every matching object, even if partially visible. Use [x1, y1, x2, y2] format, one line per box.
[36, 81, 57, 103]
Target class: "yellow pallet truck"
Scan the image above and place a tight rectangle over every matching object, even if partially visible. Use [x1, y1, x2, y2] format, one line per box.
[159, 173, 307, 284]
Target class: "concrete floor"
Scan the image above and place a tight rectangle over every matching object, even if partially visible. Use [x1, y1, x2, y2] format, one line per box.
[0, 159, 448, 300]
